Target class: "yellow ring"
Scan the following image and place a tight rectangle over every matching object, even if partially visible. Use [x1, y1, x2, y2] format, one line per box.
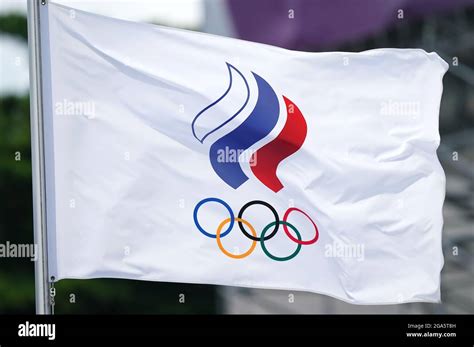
[216, 217, 257, 259]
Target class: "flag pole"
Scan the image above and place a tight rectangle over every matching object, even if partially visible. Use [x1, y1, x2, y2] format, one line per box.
[27, 0, 51, 315]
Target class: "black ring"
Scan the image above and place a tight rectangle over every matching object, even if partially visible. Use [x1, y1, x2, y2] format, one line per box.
[238, 200, 279, 241]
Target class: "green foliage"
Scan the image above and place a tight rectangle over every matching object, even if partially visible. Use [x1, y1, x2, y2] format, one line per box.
[0, 95, 31, 180]
[54, 280, 219, 314]
[0, 13, 28, 41]
[0, 94, 36, 314]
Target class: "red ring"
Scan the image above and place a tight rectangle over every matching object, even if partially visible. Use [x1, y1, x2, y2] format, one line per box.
[283, 207, 319, 245]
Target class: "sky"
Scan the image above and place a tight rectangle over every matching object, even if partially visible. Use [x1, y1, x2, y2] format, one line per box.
[0, 0, 204, 95]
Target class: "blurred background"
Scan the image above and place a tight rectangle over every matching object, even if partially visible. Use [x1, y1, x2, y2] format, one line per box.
[0, 0, 472, 314]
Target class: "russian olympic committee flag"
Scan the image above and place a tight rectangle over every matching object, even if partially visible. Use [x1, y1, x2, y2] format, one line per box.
[40, 3, 448, 304]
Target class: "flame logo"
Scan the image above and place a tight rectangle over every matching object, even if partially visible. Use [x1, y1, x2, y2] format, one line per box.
[192, 63, 307, 193]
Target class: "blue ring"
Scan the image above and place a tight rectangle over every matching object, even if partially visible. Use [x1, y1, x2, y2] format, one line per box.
[193, 197, 234, 239]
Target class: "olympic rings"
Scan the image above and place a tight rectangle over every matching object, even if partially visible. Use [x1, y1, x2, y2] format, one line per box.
[216, 218, 257, 259]
[193, 197, 234, 239]
[260, 221, 302, 261]
[238, 200, 279, 241]
[283, 207, 319, 245]
[193, 198, 320, 261]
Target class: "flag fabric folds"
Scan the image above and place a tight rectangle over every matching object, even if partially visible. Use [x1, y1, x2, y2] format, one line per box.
[41, 2, 448, 304]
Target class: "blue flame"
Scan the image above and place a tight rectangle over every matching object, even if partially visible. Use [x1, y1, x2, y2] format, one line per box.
[191, 63, 250, 143]
[209, 72, 280, 189]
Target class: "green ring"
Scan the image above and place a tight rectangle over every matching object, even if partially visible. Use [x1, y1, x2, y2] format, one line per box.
[260, 221, 302, 261]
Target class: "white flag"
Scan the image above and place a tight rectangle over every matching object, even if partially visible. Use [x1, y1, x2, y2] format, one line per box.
[41, 3, 448, 304]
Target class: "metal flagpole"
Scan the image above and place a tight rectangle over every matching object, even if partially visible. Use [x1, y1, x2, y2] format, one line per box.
[27, 0, 51, 315]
